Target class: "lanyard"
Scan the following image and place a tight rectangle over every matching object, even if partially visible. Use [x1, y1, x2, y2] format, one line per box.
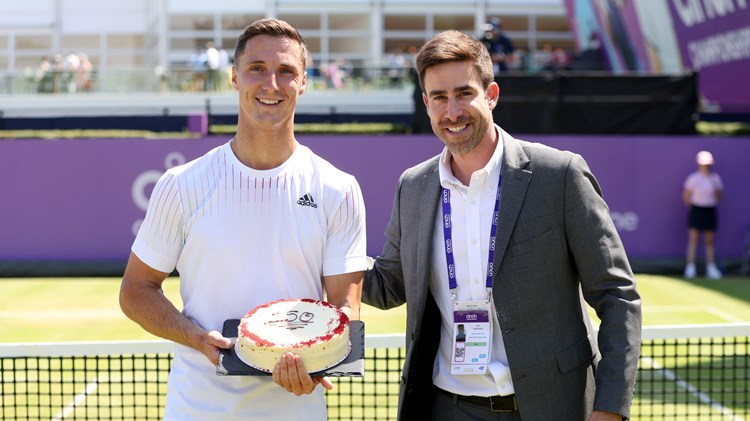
[441, 173, 502, 299]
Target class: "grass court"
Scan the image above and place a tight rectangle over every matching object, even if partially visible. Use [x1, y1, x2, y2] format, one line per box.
[1, 274, 748, 420]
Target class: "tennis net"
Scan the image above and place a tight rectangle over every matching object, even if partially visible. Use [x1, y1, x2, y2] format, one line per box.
[1, 323, 747, 420]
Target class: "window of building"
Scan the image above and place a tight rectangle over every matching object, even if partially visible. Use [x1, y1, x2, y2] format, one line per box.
[487, 15, 528, 32]
[329, 14, 369, 31]
[384, 14, 426, 31]
[15, 55, 42, 70]
[434, 15, 473, 31]
[170, 37, 213, 51]
[278, 14, 320, 30]
[537, 15, 570, 32]
[535, 38, 575, 51]
[62, 35, 100, 51]
[222, 14, 264, 30]
[305, 37, 321, 55]
[108, 35, 146, 49]
[384, 38, 424, 55]
[170, 14, 215, 31]
[107, 54, 146, 68]
[15, 35, 52, 50]
[329, 36, 369, 55]
[222, 37, 239, 52]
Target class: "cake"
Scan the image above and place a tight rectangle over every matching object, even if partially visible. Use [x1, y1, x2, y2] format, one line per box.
[236, 298, 351, 373]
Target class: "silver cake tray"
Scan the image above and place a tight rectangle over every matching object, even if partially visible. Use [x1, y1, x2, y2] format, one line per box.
[216, 319, 364, 377]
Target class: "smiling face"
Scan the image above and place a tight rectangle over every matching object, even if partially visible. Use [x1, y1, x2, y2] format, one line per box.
[231, 34, 307, 132]
[422, 60, 498, 156]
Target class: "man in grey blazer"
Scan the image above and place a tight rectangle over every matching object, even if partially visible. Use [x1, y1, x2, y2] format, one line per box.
[363, 30, 641, 420]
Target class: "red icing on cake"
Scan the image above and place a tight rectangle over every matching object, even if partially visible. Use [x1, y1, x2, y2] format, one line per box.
[235, 298, 351, 372]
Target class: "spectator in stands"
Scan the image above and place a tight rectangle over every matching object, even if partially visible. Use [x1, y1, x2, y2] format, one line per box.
[119, 18, 367, 420]
[569, 32, 606, 72]
[362, 29, 641, 421]
[535, 43, 554, 72]
[683, 150, 724, 280]
[323, 58, 346, 90]
[385, 47, 410, 88]
[35, 55, 53, 93]
[51, 54, 64, 93]
[62, 52, 80, 93]
[188, 46, 207, 91]
[551, 47, 572, 71]
[217, 45, 230, 89]
[204, 41, 221, 91]
[508, 48, 528, 72]
[481, 17, 515, 75]
[540, 46, 572, 73]
[76, 52, 94, 92]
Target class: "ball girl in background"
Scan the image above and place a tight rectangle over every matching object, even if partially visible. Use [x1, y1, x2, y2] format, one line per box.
[683, 150, 723, 280]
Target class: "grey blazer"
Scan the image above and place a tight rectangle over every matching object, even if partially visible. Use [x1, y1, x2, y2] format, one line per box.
[363, 129, 642, 420]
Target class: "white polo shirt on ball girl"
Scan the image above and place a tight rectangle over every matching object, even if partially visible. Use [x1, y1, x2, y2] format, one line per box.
[132, 140, 368, 421]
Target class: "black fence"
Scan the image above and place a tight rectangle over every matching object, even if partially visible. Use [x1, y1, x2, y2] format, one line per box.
[412, 72, 699, 135]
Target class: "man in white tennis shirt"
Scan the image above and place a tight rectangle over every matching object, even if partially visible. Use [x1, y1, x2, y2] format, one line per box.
[119, 18, 368, 420]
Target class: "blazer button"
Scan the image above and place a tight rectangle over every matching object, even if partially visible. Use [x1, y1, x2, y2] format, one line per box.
[504, 328, 514, 334]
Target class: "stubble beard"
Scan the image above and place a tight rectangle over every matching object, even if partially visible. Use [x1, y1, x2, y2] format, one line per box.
[434, 113, 490, 156]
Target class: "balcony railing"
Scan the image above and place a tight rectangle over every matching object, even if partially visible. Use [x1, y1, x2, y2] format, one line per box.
[0, 65, 418, 96]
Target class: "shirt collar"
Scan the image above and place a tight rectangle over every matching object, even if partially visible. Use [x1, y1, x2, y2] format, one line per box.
[438, 124, 504, 190]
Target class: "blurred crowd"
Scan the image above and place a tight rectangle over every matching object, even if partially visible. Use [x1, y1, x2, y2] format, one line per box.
[186, 41, 231, 92]
[18, 23, 603, 95]
[31, 52, 94, 94]
[481, 17, 603, 74]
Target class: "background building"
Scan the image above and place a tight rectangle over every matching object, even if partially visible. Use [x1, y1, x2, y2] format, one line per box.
[0, 0, 571, 75]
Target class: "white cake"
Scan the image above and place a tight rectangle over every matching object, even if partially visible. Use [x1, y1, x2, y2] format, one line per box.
[236, 298, 351, 373]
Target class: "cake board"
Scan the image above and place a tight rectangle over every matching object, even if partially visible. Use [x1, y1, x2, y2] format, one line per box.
[217, 319, 364, 377]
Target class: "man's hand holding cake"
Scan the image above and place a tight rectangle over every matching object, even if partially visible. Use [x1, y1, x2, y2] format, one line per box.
[268, 272, 362, 395]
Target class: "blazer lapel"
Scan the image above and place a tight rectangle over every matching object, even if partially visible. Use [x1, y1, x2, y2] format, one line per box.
[493, 130, 531, 280]
[416, 160, 441, 308]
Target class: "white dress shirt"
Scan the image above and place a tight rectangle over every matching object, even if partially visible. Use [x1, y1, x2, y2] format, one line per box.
[429, 126, 515, 397]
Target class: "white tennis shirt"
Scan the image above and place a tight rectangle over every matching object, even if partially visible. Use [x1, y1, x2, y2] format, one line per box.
[132, 140, 368, 420]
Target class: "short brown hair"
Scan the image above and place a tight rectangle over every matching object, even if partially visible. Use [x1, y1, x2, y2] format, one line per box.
[415, 30, 494, 92]
[233, 18, 307, 69]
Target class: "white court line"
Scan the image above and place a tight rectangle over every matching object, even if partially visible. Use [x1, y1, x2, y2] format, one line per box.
[51, 377, 101, 421]
[645, 306, 745, 323]
[641, 357, 745, 421]
[645, 305, 709, 312]
[705, 307, 745, 323]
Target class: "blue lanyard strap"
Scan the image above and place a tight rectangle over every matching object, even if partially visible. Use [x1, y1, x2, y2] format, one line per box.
[441, 173, 502, 293]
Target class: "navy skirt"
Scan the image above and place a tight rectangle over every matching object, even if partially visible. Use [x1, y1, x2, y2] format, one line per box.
[688, 205, 718, 231]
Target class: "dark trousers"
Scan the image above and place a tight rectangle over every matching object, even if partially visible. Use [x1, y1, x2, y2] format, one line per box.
[431, 388, 523, 421]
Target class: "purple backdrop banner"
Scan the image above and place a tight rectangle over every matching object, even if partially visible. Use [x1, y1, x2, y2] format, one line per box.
[1, 135, 749, 268]
[564, 0, 750, 113]
[668, 0, 750, 113]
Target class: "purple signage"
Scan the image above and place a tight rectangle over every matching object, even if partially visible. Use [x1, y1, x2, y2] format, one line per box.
[454, 311, 491, 323]
[564, 0, 750, 113]
[668, 0, 750, 113]
[1, 135, 749, 270]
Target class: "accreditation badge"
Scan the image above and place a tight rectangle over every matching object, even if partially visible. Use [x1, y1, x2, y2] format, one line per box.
[450, 300, 492, 375]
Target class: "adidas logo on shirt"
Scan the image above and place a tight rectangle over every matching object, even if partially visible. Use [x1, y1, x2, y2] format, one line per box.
[297, 194, 318, 208]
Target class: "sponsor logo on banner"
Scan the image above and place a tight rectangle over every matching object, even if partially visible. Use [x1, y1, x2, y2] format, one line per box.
[131, 152, 186, 236]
